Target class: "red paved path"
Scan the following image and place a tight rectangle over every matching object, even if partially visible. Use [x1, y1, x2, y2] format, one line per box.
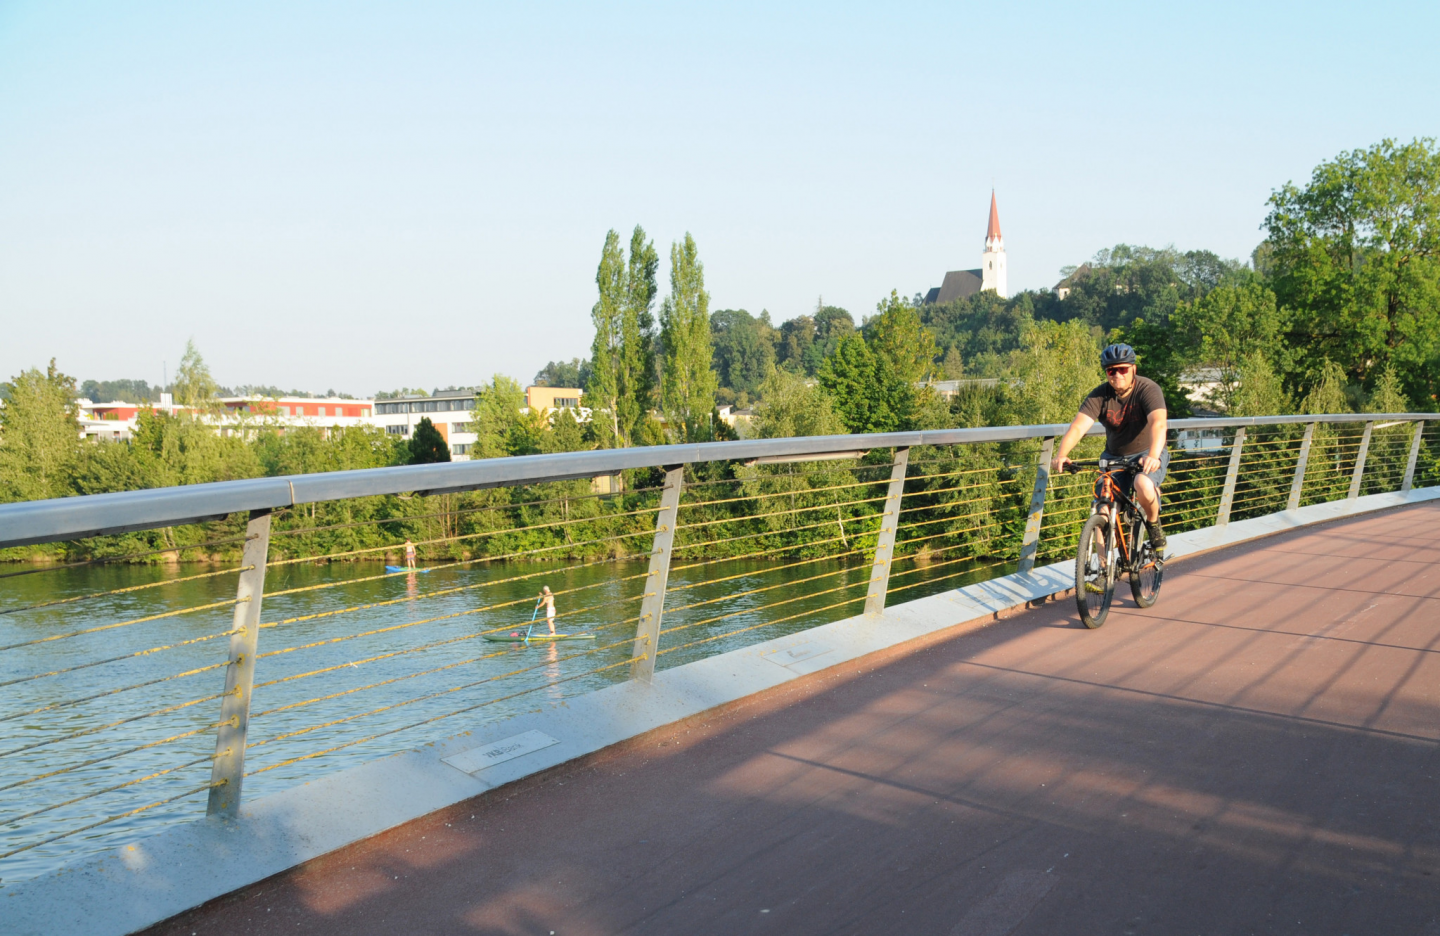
[150, 504, 1440, 935]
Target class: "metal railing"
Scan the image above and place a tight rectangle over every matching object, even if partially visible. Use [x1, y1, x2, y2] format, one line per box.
[0, 412, 1435, 883]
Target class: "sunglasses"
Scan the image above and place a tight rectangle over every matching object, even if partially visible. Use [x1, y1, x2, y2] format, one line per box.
[1105, 366, 1133, 375]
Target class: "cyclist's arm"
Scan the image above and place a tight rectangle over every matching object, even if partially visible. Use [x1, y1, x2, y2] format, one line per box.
[1141, 409, 1167, 474]
[1051, 413, 1096, 473]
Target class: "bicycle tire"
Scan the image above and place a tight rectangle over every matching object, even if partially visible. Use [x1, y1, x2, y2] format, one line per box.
[1128, 517, 1164, 608]
[1075, 513, 1115, 629]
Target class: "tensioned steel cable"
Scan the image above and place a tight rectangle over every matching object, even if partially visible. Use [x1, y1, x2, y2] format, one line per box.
[659, 578, 867, 639]
[655, 593, 868, 659]
[245, 630, 645, 762]
[672, 510, 886, 553]
[0, 780, 220, 861]
[265, 502, 663, 570]
[0, 534, 254, 581]
[242, 657, 638, 782]
[0, 628, 235, 690]
[0, 753, 216, 829]
[677, 477, 890, 510]
[0, 658, 229, 723]
[268, 484, 664, 539]
[251, 592, 647, 697]
[0, 722, 225, 795]
[0, 565, 250, 617]
[257, 550, 650, 633]
[0, 597, 242, 655]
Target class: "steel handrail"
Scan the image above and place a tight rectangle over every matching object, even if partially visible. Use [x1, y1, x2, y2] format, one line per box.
[4, 413, 1434, 548]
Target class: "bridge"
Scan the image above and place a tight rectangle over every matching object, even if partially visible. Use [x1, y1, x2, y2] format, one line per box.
[1, 414, 1437, 934]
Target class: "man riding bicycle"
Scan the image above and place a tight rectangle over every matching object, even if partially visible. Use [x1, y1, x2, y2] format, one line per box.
[1052, 343, 1169, 550]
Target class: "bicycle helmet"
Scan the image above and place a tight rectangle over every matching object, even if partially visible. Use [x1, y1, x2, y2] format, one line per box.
[1101, 343, 1137, 367]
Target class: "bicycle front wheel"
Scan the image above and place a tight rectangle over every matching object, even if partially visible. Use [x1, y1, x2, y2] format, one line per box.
[1075, 513, 1115, 629]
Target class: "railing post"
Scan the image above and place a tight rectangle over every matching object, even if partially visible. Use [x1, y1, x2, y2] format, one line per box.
[1286, 422, 1316, 511]
[864, 447, 910, 615]
[207, 508, 271, 819]
[1017, 437, 1054, 574]
[1401, 421, 1425, 494]
[630, 466, 684, 683]
[1216, 426, 1246, 527]
[1348, 421, 1375, 501]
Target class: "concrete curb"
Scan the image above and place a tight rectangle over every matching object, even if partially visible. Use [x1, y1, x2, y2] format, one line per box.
[5, 488, 1437, 935]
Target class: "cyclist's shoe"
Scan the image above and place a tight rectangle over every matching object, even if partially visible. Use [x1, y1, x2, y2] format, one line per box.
[1145, 518, 1168, 551]
[1084, 580, 1105, 594]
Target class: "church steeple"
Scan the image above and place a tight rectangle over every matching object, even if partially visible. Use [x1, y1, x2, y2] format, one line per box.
[985, 190, 1003, 250]
[981, 190, 1008, 298]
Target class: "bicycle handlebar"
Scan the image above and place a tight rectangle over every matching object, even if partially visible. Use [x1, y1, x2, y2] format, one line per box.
[1062, 454, 1147, 474]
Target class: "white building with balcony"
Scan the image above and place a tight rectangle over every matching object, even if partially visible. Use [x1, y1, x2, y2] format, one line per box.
[370, 389, 478, 459]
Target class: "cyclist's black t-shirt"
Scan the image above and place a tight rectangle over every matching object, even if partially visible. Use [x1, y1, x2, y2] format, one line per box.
[1078, 375, 1167, 456]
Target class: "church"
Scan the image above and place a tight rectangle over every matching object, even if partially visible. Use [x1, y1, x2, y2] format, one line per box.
[923, 191, 1008, 303]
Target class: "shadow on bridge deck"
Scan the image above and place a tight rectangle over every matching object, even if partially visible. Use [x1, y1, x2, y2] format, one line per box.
[147, 503, 1440, 935]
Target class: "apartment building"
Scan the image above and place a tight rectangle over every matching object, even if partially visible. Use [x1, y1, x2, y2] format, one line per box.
[370, 389, 478, 459]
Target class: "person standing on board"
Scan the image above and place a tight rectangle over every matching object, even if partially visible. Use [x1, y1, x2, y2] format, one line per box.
[403, 538, 417, 571]
[536, 586, 557, 634]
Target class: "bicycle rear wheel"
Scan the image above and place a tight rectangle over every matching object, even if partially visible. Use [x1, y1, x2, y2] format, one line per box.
[1075, 513, 1115, 629]
[1128, 518, 1164, 608]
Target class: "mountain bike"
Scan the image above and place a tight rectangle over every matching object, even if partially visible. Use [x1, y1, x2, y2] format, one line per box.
[1063, 454, 1165, 629]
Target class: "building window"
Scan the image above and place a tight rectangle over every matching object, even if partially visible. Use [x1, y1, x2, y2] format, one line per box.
[317, 406, 326, 417]
[555, 397, 578, 408]
[451, 443, 471, 455]
[451, 422, 474, 433]
[386, 425, 409, 436]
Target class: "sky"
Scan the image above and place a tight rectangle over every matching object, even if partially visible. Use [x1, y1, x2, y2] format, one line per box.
[2, 1, 1437, 397]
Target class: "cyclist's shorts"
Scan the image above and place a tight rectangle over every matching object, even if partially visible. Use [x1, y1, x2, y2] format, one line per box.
[1103, 449, 1169, 505]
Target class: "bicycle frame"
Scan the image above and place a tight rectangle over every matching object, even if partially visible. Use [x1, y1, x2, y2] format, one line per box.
[1071, 457, 1149, 571]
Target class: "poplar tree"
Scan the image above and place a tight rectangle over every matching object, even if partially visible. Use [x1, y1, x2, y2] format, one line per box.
[659, 233, 718, 441]
[617, 225, 659, 445]
[588, 231, 626, 446]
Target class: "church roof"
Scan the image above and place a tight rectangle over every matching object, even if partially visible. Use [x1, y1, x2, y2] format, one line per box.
[932, 269, 983, 304]
[986, 190, 1002, 243]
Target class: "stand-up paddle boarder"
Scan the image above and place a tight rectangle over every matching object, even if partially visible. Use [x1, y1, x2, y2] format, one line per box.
[403, 539, 416, 571]
[537, 586, 556, 635]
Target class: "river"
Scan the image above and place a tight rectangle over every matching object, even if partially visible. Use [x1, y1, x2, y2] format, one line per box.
[0, 553, 1003, 884]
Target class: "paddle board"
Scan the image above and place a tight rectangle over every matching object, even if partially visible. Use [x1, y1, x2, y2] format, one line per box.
[385, 565, 430, 574]
[483, 632, 596, 643]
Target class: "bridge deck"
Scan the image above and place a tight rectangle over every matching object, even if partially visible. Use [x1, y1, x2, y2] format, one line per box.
[148, 504, 1440, 935]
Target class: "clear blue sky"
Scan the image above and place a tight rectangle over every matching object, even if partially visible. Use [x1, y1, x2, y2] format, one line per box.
[2, 1, 1436, 396]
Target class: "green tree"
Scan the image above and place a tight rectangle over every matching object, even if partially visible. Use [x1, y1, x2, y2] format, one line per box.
[710, 308, 776, 399]
[996, 321, 1102, 425]
[618, 225, 660, 444]
[1230, 352, 1291, 417]
[817, 334, 909, 433]
[172, 339, 219, 409]
[866, 290, 938, 383]
[1364, 363, 1412, 413]
[1166, 280, 1285, 413]
[0, 360, 81, 502]
[408, 417, 452, 464]
[1299, 360, 1351, 415]
[1265, 137, 1440, 405]
[587, 230, 626, 446]
[472, 375, 531, 458]
[659, 233, 718, 441]
[751, 368, 846, 439]
[533, 359, 586, 388]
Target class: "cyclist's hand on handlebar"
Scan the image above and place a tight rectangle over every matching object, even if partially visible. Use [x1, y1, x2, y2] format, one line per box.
[1140, 454, 1161, 475]
[1051, 454, 1072, 474]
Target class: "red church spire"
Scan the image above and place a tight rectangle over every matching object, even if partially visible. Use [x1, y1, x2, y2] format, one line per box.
[986, 190, 1002, 245]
